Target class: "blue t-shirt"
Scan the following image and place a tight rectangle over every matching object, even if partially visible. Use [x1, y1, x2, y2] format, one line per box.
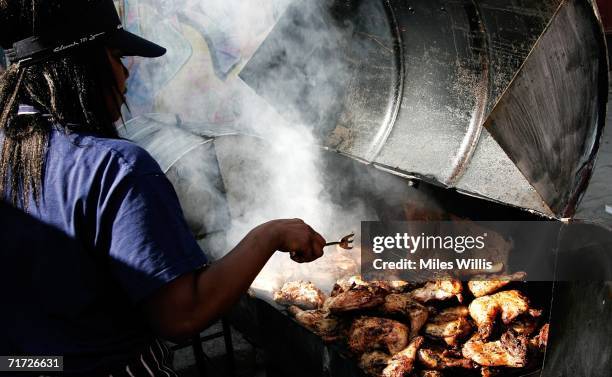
[0, 127, 208, 375]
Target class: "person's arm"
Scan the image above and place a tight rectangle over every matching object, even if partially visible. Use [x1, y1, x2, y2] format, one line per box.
[143, 219, 325, 341]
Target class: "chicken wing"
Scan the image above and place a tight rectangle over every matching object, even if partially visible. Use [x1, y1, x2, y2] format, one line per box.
[462, 331, 528, 368]
[468, 272, 527, 297]
[381, 293, 429, 339]
[410, 280, 463, 303]
[359, 351, 390, 376]
[423, 306, 472, 346]
[468, 290, 530, 338]
[325, 284, 387, 313]
[348, 317, 409, 355]
[274, 281, 326, 310]
[382, 336, 424, 377]
[287, 306, 339, 340]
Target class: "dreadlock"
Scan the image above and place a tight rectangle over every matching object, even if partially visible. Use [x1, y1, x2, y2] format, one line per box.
[0, 0, 122, 208]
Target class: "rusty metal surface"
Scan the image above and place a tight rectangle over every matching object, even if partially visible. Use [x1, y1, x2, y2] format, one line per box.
[240, 0, 607, 218]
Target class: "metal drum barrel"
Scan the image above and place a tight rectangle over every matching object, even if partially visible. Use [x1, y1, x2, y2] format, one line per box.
[240, 0, 609, 219]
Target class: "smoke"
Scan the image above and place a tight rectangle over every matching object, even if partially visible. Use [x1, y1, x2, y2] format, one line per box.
[213, 0, 370, 292]
[122, 0, 378, 296]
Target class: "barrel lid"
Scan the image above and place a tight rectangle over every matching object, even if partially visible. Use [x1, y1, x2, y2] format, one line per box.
[240, 0, 608, 219]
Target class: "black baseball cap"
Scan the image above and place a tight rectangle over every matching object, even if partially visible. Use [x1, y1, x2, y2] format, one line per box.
[4, 0, 166, 66]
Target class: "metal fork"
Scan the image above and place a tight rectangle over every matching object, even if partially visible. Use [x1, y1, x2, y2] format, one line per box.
[325, 232, 355, 250]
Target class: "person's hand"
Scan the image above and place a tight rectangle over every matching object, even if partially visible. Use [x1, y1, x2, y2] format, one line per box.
[260, 219, 326, 263]
[145, 218, 326, 340]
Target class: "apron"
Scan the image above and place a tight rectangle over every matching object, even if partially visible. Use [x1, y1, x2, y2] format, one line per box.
[105, 340, 178, 377]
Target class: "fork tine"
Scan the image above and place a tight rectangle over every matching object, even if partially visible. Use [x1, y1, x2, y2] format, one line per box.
[342, 232, 355, 250]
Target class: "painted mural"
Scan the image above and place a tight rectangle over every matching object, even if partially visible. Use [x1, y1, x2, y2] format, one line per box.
[117, 0, 292, 126]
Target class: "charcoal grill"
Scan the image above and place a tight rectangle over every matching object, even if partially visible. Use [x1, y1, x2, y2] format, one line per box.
[120, 0, 612, 376]
[121, 119, 612, 376]
[225, 279, 611, 377]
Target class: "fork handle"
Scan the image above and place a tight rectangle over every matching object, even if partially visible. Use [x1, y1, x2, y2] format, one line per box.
[325, 242, 341, 246]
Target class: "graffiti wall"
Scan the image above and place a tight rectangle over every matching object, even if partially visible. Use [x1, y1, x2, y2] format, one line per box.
[118, 0, 292, 128]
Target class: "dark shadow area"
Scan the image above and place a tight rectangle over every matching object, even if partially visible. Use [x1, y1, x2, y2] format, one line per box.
[0, 201, 172, 375]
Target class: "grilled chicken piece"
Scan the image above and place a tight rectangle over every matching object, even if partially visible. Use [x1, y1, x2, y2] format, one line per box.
[348, 317, 409, 355]
[529, 323, 549, 350]
[418, 371, 444, 377]
[325, 284, 387, 313]
[468, 272, 527, 297]
[462, 331, 528, 368]
[417, 347, 474, 370]
[274, 281, 326, 310]
[376, 280, 416, 293]
[331, 275, 368, 297]
[359, 351, 390, 376]
[423, 306, 472, 346]
[508, 316, 538, 336]
[469, 290, 530, 338]
[287, 306, 339, 340]
[331, 276, 412, 297]
[382, 336, 424, 377]
[382, 293, 429, 339]
[410, 280, 463, 303]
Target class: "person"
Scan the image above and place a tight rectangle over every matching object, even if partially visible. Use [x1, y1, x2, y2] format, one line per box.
[0, 0, 326, 375]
